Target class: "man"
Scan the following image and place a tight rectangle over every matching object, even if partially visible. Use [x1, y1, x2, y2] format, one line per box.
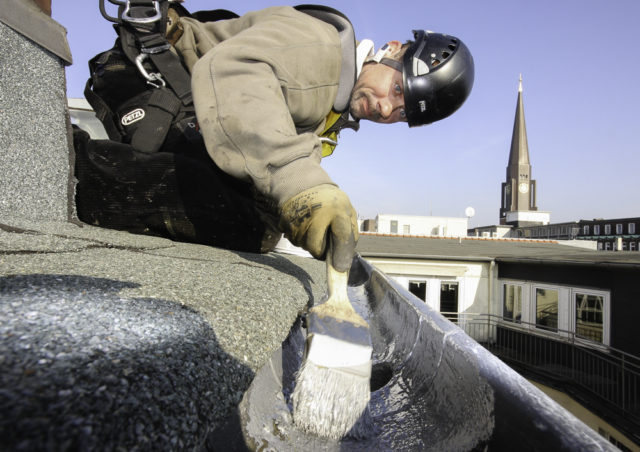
[75, 4, 474, 272]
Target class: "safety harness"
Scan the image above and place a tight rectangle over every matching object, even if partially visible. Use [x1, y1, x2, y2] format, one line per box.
[87, 1, 357, 157]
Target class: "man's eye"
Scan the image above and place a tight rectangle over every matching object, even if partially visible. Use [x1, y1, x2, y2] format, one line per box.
[394, 83, 402, 94]
[399, 109, 406, 119]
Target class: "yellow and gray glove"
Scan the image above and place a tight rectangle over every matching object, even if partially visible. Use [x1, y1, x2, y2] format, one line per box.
[279, 184, 359, 272]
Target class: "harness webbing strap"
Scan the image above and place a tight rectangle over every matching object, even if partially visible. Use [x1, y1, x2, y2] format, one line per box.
[83, 78, 124, 142]
[131, 88, 182, 153]
[113, 20, 194, 153]
[140, 34, 193, 105]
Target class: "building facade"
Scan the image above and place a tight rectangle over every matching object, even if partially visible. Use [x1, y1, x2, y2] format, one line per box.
[357, 234, 640, 449]
[578, 217, 640, 251]
[505, 217, 640, 251]
[363, 214, 469, 237]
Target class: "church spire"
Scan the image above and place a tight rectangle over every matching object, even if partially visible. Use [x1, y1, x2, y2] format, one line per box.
[508, 74, 530, 168]
[500, 75, 539, 225]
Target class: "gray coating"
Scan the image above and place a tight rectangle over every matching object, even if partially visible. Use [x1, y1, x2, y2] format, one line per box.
[0, 215, 327, 450]
[232, 257, 618, 451]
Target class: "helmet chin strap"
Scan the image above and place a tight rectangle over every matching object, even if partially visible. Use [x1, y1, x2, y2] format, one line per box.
[379, 57, 402, 72]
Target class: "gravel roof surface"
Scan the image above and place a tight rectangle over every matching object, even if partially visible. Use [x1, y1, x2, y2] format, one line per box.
[0, 215, 326, 450]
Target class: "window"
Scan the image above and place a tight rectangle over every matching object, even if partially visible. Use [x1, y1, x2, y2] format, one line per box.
[631, 242, 637, 251]
[535, 288, 558, 332]
[575, 293, 604, 343]
[408, 281, 426, 302]
[498, 280, 611, 345]
[605, 242, 611, 250]
[616, 224, 623, 234]
[583, 225, 590, 235]
[630, 223, 636, 234]
[440, 282, 459, 321]
[403, 224, 410, 235]
[503, 284, 522, 323]
[594, 225, 600, 235]
[390, 220, 398, 234]
[604, 224, 611, 235]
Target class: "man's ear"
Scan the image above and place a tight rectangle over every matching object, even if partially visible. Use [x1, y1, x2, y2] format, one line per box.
[387, 40, 403, 57]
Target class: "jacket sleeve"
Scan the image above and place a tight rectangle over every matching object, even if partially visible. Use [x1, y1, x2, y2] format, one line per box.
[189, 7, 342, 205]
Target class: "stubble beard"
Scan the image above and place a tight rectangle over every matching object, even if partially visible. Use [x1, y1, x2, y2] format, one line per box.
[349, 88, 379, 122]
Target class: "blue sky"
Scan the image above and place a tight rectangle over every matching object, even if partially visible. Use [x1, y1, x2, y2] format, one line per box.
[54, 0, 640, 228]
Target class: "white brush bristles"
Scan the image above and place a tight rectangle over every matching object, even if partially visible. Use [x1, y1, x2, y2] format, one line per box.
[292, 360, 372, 439]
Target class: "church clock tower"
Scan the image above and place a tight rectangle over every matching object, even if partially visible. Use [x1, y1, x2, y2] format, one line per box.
[499, 76, 548, 226]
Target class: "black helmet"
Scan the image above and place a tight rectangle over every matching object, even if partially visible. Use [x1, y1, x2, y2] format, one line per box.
[401, 30, 474, 127]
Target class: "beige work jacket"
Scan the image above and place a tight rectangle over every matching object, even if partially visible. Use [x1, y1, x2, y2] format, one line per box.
[174, 6, 347, 205]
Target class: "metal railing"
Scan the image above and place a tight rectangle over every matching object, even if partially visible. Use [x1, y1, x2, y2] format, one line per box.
[442, 312, 640, 427]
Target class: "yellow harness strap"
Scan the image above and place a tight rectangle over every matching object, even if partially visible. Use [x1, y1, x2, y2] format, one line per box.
[320, 110, 342, 157]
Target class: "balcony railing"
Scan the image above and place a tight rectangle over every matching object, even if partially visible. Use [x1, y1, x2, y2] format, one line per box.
[442, 312, 640, 430]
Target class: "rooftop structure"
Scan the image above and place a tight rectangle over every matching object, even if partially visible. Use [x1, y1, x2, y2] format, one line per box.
[364, 213, 469, 237]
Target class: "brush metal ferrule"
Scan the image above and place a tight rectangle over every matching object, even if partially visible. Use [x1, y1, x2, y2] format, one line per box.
[305, 311, 373, 369]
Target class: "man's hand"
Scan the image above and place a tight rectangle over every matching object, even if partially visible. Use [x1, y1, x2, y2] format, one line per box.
[279, 184, 358, 272]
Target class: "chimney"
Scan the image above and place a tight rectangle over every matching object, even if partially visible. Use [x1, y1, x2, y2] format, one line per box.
[0, 0, 75, 222]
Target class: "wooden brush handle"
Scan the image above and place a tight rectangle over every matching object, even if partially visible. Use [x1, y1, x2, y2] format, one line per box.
[326, 250, 350, 307]
[317, 239, 367, 327]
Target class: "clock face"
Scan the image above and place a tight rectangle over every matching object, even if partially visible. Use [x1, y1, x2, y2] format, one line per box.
[519, 182, 529, 194]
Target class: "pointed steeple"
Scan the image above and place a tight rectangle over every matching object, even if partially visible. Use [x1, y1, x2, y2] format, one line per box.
[508, 74, 530, 168]
[500, 75, 541, 225]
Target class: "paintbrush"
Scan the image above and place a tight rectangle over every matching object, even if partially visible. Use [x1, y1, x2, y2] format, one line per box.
[292, 242, 373, 439]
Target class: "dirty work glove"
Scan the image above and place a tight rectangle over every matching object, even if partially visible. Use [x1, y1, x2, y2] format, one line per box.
[279, 184, 359, 272]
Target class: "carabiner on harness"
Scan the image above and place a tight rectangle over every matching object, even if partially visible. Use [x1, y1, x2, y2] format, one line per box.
[319, 136, 338, 147]
[135, 53, 166, 88]
[122, 1, 162, 24]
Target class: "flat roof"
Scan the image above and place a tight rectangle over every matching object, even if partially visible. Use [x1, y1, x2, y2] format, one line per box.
[357, 234, 640, 268]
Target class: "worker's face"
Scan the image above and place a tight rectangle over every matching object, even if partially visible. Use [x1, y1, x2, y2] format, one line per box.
[350, 41, 407, 124]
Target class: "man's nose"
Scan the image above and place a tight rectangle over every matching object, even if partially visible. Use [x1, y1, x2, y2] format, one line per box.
[379, 98, 393, 119]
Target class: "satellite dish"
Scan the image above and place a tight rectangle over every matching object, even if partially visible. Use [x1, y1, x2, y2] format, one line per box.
[465, 207, 475, 218]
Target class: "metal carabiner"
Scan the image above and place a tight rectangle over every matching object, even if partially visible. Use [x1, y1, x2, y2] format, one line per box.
[99, 0, 125, 24]
[320, 137, 338, 147]
[122, 1, 162, 24]
[135, 53, 166, 88]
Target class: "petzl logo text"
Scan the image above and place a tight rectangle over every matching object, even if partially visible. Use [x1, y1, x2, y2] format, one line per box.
[121, 108, 145, 126]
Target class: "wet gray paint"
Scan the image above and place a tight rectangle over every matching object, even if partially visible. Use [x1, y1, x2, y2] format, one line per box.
[233, 258, 494, 451]
[214, 257, 617, 451]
